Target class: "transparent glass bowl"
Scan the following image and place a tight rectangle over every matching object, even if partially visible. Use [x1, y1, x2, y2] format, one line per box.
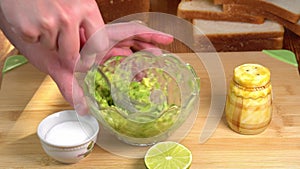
[81, 51, 200, 146]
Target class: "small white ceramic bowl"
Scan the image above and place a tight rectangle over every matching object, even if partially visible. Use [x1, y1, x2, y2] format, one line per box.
[37, 110, 99, 164]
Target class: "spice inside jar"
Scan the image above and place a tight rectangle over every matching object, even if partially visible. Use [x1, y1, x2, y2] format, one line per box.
[225, 63, 272, 135]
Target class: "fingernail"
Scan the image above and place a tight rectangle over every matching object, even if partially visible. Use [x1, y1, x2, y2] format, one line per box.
[75, 103, 89, 115]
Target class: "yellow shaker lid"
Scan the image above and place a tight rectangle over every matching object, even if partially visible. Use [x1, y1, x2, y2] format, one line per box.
[233, 63, 270, 88]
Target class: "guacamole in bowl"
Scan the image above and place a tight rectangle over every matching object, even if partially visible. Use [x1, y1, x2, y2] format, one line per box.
[84, 52, 199, 146]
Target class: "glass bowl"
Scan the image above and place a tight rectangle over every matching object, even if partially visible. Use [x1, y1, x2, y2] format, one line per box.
[81, 51, 199, 146]
[73, 13, 227, 157]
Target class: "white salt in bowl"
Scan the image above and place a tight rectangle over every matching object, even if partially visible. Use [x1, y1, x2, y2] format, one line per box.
[37, 110, 99, 164]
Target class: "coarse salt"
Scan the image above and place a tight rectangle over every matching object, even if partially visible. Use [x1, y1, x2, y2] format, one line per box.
[45, 121, 92, 146]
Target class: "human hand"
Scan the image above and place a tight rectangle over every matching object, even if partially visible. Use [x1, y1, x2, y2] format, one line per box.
[0, 0, 103, 70]
[0, 0, 104, 110]
[0, 0, 173, 114]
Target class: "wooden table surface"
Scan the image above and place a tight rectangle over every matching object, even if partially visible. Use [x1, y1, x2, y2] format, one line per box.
[0, 1, 300, 168]
[0, 51, 300, 168]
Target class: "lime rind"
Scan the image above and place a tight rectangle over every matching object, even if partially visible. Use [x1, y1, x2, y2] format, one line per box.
[144, 141, 192, 169]
[262, 49, 298, 67]
[2, 55, 28, 73]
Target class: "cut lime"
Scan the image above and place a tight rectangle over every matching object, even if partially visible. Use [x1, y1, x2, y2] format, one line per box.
[3, 55, 28, 73]
[144, 141, 192, 169]
[262, 49, 298, 67]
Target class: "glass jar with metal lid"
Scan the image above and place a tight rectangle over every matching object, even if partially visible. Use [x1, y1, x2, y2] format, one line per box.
[225, 63, 272, 135]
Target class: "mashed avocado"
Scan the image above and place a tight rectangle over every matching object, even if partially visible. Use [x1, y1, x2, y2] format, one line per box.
[85, 56, 180, 138]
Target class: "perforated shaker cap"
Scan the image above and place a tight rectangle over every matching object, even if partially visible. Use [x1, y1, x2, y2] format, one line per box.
[233, 63, 270, 88]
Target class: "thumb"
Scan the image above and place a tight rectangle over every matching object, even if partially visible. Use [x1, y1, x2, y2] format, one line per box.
[50, 66, 89, 115]
[72, 73, 89, 115]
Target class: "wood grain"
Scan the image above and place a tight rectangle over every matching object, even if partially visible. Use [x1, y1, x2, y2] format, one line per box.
[0, 52, 299, 168]
[0, 2, 299, 167]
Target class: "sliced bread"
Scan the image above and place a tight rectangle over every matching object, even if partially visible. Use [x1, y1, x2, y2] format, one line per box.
[223, 4, 300, 37]
[194, 36, 283, 52]
[214, 0, 300, 23]
[193, 19, 284, 51]
[193, 19, 284, 39]
[177, 0, 264, 24]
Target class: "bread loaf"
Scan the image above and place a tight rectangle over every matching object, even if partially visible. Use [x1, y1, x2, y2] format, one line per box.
[214, 0, 300, 23]
[177, 0, 264, 24]
[223, 4, 300, 37]
[194, 37, 283, 52]
[193, 19, 284, 39]
[96, 0, 150, 23]
[193, 19, 284, 52]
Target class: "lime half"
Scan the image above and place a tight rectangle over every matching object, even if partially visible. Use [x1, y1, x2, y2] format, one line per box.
[144, 141, 192, 169]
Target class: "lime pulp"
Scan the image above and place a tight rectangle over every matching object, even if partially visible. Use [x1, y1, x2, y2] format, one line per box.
[144, 141, 192, 169]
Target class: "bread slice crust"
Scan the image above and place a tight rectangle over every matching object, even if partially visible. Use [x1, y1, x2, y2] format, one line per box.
[223, 4, 300, 36]
[214, 0, 300, 23]
[177, 0, 264, 24]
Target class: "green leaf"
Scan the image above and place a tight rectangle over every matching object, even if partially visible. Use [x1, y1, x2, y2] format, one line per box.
[262, 49, 298, 67]
[2, 55, 28, 73]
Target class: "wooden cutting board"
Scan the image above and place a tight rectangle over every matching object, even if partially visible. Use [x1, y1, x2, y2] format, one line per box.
[0, 51, 299, 168]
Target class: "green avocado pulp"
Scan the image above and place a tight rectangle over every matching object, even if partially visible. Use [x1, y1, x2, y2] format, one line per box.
[85, 56, 181, 138]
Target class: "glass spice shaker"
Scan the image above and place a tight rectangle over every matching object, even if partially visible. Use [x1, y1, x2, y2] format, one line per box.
[225, 63, 272, 135]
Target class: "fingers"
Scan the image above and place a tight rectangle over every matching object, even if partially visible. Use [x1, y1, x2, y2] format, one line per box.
[134, 32, 174, 46]
[39, 17, 59, 50]
[8, 14, 59, 50]
[10, 25, 40, 43]
[98, 47, 132, 64]
[72, 76, 89, 115]
[79, 6, 108, 66]
[116, 39, 163, 55]
[11, 21, 59, 51]
[50, 68, 89, 116]
[79, 28, 87, 48]
[57, 22, 81, 70]
[80, 19, 109, 61]
[80, 2, 104, 40]
[106, 22, 174, 46]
